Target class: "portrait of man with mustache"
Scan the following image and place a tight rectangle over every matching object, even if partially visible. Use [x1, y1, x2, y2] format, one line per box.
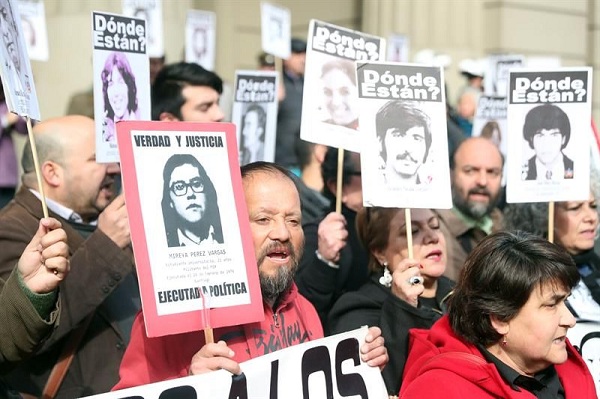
[376, 100, 432, 186]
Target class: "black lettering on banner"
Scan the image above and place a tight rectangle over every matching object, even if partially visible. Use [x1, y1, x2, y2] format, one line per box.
[228, 373, 248, 399]
[93, 12, 147, 54]
[301, 346, 333, 398]
[357, 63, 443, 102]
[235, 75, 277, 103]
[310, 22, 381, 61]
[158, 385, 197, 399]
[269, 360, 279, 399]
[509, 71, 589, 104]
[335, 338, 368, 398]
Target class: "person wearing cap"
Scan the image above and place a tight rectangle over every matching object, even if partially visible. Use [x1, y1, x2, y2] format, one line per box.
[275, 38, 306, 173]
[257, 52, 286, 102]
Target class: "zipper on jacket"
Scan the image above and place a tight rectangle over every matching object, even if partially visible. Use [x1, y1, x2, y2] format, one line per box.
[273, 312, 280, 328]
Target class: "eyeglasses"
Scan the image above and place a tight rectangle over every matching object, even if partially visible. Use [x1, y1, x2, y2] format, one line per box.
[170, 178, 205, 196]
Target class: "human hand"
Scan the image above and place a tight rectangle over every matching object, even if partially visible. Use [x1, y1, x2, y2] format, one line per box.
[19, 217, 69, 294]
[360, 326, 388, 371]
[189, 340, 241, 376]
[317, 212, 348, 264]
[390, 258, 424, 307]
[97, 194, 130, 249]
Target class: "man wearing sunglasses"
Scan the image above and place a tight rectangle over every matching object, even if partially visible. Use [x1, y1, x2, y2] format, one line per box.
[161, 153, 224, 247]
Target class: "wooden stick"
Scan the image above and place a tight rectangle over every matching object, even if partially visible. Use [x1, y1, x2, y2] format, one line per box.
[199, 288, 214, 343]
[335, 148, 344, 214]
[204, 327, 214, 345]
[26, 116, 48, 218]
[547, 201, 554, 243]
[405, 208, 413, 259]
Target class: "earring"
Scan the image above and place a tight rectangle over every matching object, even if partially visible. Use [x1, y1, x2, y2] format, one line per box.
[379, 261, 392, 288]
[501, 335, 507, 347]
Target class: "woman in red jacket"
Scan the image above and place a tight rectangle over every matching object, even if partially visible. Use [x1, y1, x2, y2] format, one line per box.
[400, 231, 596, 398]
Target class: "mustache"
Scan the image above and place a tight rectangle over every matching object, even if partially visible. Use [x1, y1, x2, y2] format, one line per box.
[396, 151, 418, 163]
[468, 187, 490, 197]
[257, 240, 297, 264]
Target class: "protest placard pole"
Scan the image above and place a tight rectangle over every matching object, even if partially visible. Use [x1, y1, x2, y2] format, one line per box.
[200, 289, 214, 344]
[26, 116, 48, 218]
[547, 201, 554, 243]
[405, 208, 413, 259]
[335, 148, 344, 213]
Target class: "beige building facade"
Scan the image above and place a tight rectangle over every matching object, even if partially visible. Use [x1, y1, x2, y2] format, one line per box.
[30, 0, 599, 123]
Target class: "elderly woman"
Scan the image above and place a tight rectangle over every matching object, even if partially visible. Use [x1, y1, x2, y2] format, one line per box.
[503, 172, 600, 321]
[400, 231, 595, 398]
[328, 207, 453, 395]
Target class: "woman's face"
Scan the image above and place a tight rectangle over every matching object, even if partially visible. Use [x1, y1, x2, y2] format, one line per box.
[322, 68, 358, 126]
[242, 110, 263, 146]
[169, 163, 207, 224]
[378, 208, 446, 280]
[107, 66, 129, 119]
[554, 192, 598, 254]
[499, 282, 575, 375]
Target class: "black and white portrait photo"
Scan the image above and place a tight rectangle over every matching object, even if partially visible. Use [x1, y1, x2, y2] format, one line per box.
[521, 103, 574, 181]
[161, 154, 224, 248]
[320, 58, 359, 130]
[239, 103, 266, 165]
[376, 100, 432, 186]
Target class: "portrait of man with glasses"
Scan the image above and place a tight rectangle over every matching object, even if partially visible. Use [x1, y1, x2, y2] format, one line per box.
[161, 153, 224, 247]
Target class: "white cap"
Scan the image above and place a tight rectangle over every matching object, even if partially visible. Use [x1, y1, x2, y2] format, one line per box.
[414, 48, 452, 68]
[458, 58, 485, 77]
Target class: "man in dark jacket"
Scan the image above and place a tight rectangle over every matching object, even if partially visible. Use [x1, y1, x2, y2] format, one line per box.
[0, 116, 139, 397]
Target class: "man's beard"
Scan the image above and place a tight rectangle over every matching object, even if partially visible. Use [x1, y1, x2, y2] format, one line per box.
[257, 240, 303, 303]
[452, 186, 498, 220]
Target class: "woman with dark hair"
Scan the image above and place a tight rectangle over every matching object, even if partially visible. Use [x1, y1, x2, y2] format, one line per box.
[480, 120, 501, 147]
[503, 168, 600, 322]
[328, 207, 453, 395]
[239, 104, 266, 165]
[401, 231, 595, 398]
[320, 58, 359, 129]
[101, 52, 139, 143]
[161, 153, 223, 247]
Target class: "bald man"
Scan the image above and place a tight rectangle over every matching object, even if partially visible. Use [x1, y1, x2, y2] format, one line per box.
[0, 115, 140, 397]
[435, 137, 504, 281]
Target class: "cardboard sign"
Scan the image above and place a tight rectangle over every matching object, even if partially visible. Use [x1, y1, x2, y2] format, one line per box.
[115, 121, 263, 337]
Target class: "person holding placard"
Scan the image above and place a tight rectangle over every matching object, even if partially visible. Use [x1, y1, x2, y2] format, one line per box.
[329, 207, 453, 395]
[400, 231, 596, 398]
[161, 153, 224, 247]
[152, 62, 225, 123]
[0, 116, 139, 397]
[435, 137, 504, 281]
[113, 162, 388, 389]
[521, 103, 574, 181]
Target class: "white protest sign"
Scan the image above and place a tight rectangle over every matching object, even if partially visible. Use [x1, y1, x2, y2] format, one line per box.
[231, 70, 279, 165]
[300, 20, 386, 152]
[506, 68, 592, 203]
[260, 2, 290, 59]
[357, 61, 452, 209]
[81, 327, 388, 399]
[484, 54, 524, 97]
[185, 10, 216, 71]
[16, 0, 49, 61]
[122, 0, 163, 57]
[0, 0, 40, 119]
[567, 321, 600, 398]
[92, 11, 151, 163]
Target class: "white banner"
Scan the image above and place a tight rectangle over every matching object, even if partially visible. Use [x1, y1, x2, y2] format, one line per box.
[82, 327, 388, 399]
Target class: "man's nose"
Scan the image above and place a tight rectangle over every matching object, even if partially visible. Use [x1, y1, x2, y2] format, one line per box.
[212, 105, 225, 122]
[476, 170, 488, 186]
[106, 162, 121, 175]
[269, 218, 291, 242]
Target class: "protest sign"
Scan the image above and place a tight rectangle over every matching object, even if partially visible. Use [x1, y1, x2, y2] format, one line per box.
[231, 70, 278, 165]
[16, 0, 49, 61]
[567, 321, 600, 397]
[122, 0, 163, 57]
[357, 61, 452, 209]
[260, 2, 290, 59]
[115, 121, 262, 337]
[484, 54, 524, 97]
[472, 96, 507, 156]
[506, 68, 593, 203]
[386, 34, 409, 62]
[82, 327, 388, 399]
[300, 20, 385, 152]
[185, 9, 216, 71]
[92, 11, 151, 163]
[0, 0, 40, 119]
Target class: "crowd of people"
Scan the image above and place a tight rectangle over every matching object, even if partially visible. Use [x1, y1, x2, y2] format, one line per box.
[0, 34, 598, 399]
